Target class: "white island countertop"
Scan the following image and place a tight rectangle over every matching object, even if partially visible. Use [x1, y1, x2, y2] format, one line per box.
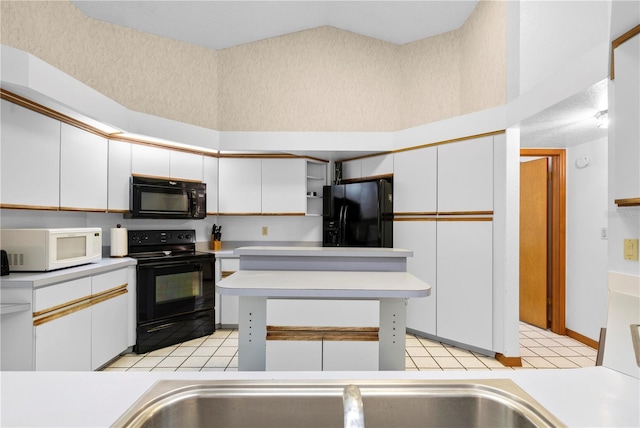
[0, 367, 637, 427]
[235, 246, 413, 258]
[217, 270, 430, 298]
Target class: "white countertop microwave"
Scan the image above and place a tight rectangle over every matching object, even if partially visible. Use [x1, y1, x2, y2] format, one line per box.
[0, 228, 102, 272]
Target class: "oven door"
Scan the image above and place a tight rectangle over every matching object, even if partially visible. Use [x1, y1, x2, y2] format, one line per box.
[136, 258, 214, 324]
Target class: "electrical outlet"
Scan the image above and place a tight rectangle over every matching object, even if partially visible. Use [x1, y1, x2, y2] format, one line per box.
[262, 226, 268, 236]
[624, 239, 639, 261]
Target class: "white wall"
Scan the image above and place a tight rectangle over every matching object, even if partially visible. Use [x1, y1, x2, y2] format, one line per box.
[566, 137, 609, 340]
[519, 1, 610, 95]
[0, 210, 323, 249]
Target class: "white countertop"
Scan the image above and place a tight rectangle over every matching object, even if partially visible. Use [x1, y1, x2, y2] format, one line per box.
[234, 246, 414, 258]
[0, 257, 137, 288]
[217, 270, 431, 298]
[0, 367, 637, 427]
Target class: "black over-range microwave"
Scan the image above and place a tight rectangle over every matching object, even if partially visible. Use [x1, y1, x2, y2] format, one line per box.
[125, 176, 207, 219]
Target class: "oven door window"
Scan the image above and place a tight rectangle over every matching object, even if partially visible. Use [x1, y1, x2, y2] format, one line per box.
[155, 270, 202, 303]
[137, 261, 211, 323]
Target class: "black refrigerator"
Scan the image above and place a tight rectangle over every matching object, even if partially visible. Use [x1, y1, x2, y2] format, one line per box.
[322, 179, 393, 247]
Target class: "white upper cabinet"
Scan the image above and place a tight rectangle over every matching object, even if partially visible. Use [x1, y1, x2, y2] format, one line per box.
[341, 159, 362, 181]
[361, 153, 393, 178]
[261, 158, 306, 214]
[108, 140, 132, 212]
[60, 123, 108, 211]
[170, 150, 203, 182]
[393, 147, 437, 213]
[613, 34, 640, 202]
[203, 156, 219, 214]
[1, 99, 60, 209]
[437, 136, 493, 212]
[218, 158, 262, 214]
[131, 144, 171, 178]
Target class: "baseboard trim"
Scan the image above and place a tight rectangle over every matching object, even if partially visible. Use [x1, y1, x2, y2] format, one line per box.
[566, 328, 599, 349]
[495, 353, 522, 367]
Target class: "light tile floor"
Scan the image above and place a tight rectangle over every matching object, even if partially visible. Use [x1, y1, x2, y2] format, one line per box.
[103, 322, 597, 372]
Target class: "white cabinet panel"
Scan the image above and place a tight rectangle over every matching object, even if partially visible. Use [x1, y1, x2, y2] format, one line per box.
[1, 99, 60, 208]
[436, 221, 493, 350]
[613, 35, 640, 200]
[395, 221, 437, 335]
[34, 306, 92, 371]
[203, 156, 219, 214]
[60, 123, 108, 210]
[362, 154, 393, 178]
[261, 158, 306, 214]
[218, 158, 262, 214]
[131, 144, 171, 178]
[438, 136, 493, 212]
[91, 291, 128, 370]
[341, 159, 361, 180]
[393, 147, 437, 213]
[108, 140, 132, 211]
[170, 150, 203, 181]
[33, 277, 92, 371]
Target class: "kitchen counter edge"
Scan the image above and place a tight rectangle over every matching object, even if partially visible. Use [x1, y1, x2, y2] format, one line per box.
[0, 257, 137, 289]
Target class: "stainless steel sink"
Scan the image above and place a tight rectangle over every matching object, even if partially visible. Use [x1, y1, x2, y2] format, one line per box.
[112, 379, 565, 428]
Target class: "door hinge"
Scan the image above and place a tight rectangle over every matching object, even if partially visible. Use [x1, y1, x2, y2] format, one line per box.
[548, 171, 553, 181]
[548, 297, 552, 305]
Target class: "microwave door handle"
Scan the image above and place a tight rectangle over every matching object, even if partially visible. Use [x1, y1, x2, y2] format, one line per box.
[190, 189, 198, 217]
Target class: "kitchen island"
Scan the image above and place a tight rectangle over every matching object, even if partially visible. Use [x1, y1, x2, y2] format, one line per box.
[218, 246, 429, 371]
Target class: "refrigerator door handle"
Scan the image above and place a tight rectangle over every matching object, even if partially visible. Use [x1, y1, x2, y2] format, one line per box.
[338, 205, 345, 246]
[342, 205, 348, 245]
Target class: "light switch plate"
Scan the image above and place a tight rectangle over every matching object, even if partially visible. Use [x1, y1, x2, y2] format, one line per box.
[623, 239, 639, 261]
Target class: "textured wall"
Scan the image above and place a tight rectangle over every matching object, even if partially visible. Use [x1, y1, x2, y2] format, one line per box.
[219, 26, 401, 132]
[459, 0, 507, 114]
[0, 0, 220, 130]
[1, 0, 505, 133]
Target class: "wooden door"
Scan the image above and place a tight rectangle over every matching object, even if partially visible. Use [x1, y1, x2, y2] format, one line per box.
[520, 158, 549, 328]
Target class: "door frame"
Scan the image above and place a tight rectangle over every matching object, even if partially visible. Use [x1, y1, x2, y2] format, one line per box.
[520, 148, 566, 335]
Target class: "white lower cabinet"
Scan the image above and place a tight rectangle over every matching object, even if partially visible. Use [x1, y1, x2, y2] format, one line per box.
[31, 268, 130, 371]
[436, 221, 493, 350]
[395, 221, 437, 336]
[91, 269, 129, 370]
[34, 277, 93, 371]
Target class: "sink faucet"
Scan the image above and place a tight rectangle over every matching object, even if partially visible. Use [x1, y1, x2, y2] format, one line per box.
[343, 384, 365, 428]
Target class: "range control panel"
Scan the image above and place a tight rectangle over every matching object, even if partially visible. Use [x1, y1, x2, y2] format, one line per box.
[128, 229, 196, 246]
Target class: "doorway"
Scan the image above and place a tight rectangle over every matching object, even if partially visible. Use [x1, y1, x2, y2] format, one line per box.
[520, 149, 566, 335]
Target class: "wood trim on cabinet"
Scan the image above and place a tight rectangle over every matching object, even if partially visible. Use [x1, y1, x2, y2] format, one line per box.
[566, 328, 599, 350]
[1, 89, 107, 139]
[59, 207, 108, 213]
[394, 212, 438, 217]
[611, 24, 640, 79]
[260, 212, 306, 216]
[0, 204, 60, 211]
[393, 218, 437, 222]
[33, 284, 128, 326]
[495, 353, 522, 367]
[436, 217, 493, 222]
[131, 173, 203, 183]
[437, 211, 493, 216]
[217, 212, 306, 216]
[614, 198, 640, 207]
[221, 271, 236, 279]
[337, 130, 506, 163]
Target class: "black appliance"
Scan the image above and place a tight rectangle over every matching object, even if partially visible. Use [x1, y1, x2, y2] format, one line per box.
[128, 229, 215, 354]
[323, 179, 393, 247]
[1, 250, 9, 276]
[126, 176, 206, 219]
